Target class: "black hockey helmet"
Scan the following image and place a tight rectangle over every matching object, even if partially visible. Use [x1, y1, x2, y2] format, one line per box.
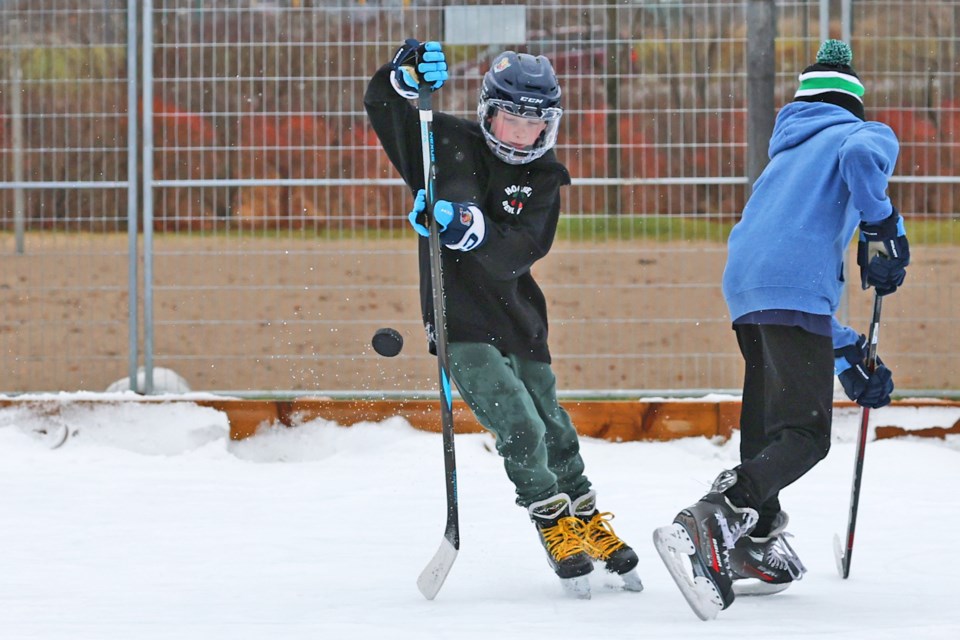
[477, 51, 563, 164]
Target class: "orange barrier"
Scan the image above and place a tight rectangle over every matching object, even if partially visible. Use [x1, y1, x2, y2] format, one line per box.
[202, 398, 741, 442]
[5, 397, 957, 442]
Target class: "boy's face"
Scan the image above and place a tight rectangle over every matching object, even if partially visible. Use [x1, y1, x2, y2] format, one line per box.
[490, 110, 548, 149]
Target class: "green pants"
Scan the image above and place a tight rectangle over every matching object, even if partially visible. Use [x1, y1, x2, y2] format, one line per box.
[448, 342, 591, 507]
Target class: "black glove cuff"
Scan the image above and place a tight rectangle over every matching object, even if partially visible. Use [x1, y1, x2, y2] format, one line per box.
[834, 335, 867, 366]
[859, 207, 899, 240]
[390, 38, 421, 69]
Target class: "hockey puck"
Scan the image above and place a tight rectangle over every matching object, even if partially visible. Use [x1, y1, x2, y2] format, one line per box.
[372, 327, 403, 357]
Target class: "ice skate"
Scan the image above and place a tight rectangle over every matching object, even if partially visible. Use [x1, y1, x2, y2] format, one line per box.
[571, 491, 642, 592]
[528, 493, 593, 599]
[653, 479, 758, 620]
[730, 511, 807, 596]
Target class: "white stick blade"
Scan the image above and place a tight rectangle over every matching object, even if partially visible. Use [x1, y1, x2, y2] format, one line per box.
[416, 537, 458, 600]
[833, 533, 847, 579]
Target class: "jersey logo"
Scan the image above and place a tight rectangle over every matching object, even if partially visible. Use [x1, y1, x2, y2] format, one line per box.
[502, 184, 532, 216]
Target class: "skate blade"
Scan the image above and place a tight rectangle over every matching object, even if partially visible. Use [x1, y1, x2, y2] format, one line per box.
[732, 580, 791, 596]
[560, 575, 591, 600]
[619, 568, 644, 592]
[653, 524, 723, 621]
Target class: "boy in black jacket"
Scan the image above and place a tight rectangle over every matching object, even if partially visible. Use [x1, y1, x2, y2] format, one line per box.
[364, 39, 640, 598]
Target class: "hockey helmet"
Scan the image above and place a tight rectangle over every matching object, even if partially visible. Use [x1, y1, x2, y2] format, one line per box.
[477, 51, 562, 165]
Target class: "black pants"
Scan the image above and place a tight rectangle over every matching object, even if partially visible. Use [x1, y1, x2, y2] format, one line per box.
[734, 323, 834, 535]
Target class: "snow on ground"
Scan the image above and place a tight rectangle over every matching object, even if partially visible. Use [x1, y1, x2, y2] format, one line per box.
[1, 399, 959, 639]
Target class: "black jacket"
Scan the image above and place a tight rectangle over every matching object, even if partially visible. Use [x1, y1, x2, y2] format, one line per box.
[363, 65, 571, 363]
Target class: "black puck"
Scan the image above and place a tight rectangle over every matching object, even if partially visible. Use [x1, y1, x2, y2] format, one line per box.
[372, 327, 403, 357]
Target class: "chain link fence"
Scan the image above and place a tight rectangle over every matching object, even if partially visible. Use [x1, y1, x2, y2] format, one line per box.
[1, 0, 958, 396]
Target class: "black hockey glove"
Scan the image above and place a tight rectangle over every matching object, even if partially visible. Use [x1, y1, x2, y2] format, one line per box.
[857, 208, 910, 296]
[389, 39, 448, 99]
[835, 335, 894, 409]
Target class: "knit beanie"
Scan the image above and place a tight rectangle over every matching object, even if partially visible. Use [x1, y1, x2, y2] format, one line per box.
[794, 40, 865, 120]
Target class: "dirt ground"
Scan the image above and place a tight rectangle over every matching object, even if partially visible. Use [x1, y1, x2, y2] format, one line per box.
[1, 233, 956, 395]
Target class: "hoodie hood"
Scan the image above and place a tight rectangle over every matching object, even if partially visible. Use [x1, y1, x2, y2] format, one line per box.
[769, 101, 863, 158]
[724, 98, 899, 325]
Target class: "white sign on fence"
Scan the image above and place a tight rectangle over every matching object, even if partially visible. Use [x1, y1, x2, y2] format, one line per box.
[443, 5, 526, 45]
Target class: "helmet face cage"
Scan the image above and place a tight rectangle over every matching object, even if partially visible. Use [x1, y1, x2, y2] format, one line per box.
[477, 52, 563, 165]
[477, 98, 562, 165]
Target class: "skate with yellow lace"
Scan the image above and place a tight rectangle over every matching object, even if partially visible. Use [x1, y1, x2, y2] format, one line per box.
[527, 493, 593, 599]
[571, 491, 643, 592]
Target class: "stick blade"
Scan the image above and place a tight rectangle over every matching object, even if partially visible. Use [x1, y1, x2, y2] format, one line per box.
[833, 533, 849, 579]
[416, 536, 458, 600]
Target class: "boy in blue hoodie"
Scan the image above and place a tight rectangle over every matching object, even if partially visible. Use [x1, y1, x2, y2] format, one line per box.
[653, 40, 910, 620]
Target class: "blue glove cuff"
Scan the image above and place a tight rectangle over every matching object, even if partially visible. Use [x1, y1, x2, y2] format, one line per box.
[834, 355, 853, 376]
[834, 335, 867, 375]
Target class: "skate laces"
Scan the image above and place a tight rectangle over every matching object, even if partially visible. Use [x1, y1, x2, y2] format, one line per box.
[581, 512, 626, 560]
[767, 533, 807, 579]
[716, 504, 758, 549]
[541, 516, 586, 562]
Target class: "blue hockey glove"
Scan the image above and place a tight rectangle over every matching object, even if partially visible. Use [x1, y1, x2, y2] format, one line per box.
[857, 209, 910, 296]
[389, 39, 447, 99]
[835, 335, 894, 409]
[407, 189, 431, 237]
[407, 190, 487, 252]
[434, 200, 487, 252]
[407, 189, 452, 237]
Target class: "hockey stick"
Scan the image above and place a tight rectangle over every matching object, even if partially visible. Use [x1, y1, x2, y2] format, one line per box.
[414, 83, 460, 600]
[834, 291, 883, 579]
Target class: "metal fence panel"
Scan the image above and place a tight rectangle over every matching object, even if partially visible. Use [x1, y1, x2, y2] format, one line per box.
[1, 0, 958, 396]
[1, 0, 137, 393]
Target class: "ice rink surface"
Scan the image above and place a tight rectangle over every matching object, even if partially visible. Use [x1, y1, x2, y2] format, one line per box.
[2, 398, 958, 639]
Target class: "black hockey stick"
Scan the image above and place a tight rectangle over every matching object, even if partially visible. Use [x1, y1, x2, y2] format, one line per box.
[834, 291, 883, 579]
[414, 83, 460, 600]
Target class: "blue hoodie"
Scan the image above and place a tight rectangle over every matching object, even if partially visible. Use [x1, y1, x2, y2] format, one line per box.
[722, 101, 899, 349]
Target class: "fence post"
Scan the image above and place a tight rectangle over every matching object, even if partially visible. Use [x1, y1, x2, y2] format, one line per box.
[605, 4, 621, 215]
[142, 0, 155, 395]
[9, 20, 25, 254]
[746, 0, 776, 190]
[820, 0, 830, 42]
[126, 0, 141, 392]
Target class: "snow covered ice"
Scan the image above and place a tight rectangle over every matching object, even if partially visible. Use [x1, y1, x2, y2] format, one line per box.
[2, 397, 959, 639]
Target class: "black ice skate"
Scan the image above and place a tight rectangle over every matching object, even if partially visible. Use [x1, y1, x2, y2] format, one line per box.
[528, 493, 593, 599]
[731, 511, 807, 596]
[571, 490, 643, 592]
[653, 483, 758, 620]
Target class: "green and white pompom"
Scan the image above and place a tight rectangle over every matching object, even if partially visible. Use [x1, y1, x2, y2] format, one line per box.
[817, 39, 853, 67]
